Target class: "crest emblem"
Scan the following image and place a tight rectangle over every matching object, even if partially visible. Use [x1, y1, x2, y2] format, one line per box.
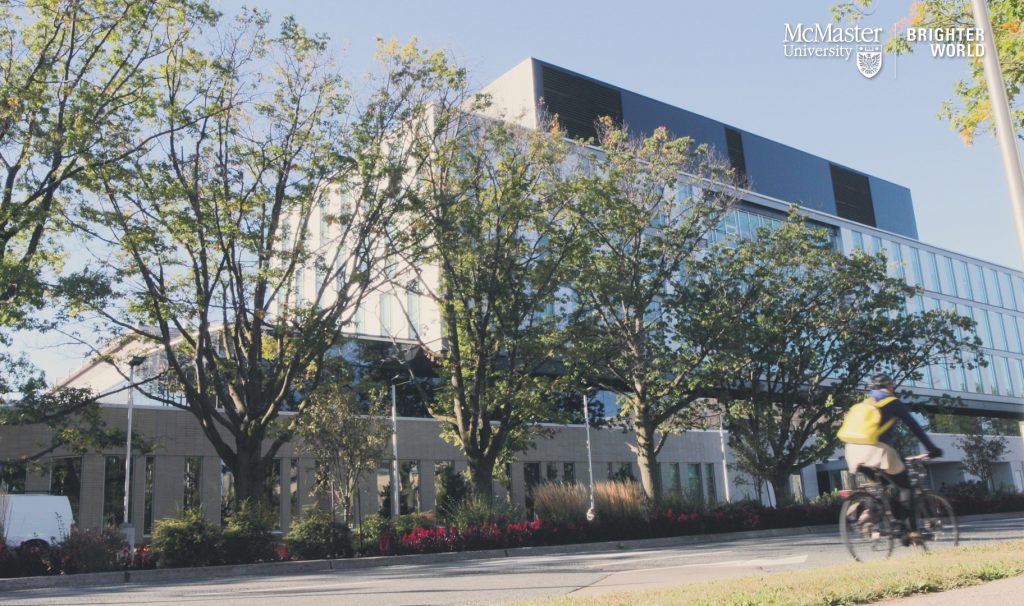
[857, 46, 882, 78]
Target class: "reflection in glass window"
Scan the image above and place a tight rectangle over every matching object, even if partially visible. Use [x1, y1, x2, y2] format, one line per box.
[998, 272, 1016, 310]
[975, 308, 993, 348]
[940, 256, 957, 297]
[908, 247, 924, 288]
[184, 456, 202, 511]
[50, 457, 82, 522]
[985, 269, 1003, 307]
[1009, 315, 1024, 354]
[1013, 359, 1024, 398]
[955, 260, 973, 300]
[888, 241, 905, 279]
[870, 236, 883, 256]
[850, 231, 864, 251]
[923, 251, 940, 292]
[971, 265, 988, 304]
[989, 310, 1008, 351]
[1014, 275, 1024, 312]
[987, 355, 1000, 395]
[104, 456, 129, 527]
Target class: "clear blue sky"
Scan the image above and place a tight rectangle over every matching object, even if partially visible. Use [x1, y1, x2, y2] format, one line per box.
[17, 0, 1024, 381]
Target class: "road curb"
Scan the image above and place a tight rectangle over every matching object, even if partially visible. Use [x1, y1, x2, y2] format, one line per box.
[4, 511, 1021, 592]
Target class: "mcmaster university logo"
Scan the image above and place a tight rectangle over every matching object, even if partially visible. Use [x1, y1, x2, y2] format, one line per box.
[856, 45, 883, 78]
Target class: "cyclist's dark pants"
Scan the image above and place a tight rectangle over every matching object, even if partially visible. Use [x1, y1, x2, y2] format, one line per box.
[859, 467, 916, 531]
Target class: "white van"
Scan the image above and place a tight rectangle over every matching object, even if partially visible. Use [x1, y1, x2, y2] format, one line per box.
[0, 494, 73, 547]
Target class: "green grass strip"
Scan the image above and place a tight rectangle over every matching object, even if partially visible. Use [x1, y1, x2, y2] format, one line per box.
[516, 540, 1024, 606]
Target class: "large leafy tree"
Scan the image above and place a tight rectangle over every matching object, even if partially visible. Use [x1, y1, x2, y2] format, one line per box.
[396, 109, 580, 498]
[690, 215, 981, 502]
[834, 0, 1024, 145]
[564, 119, 740, 501]
[83, 12, 462, 505]
[0, 0, 212, 458]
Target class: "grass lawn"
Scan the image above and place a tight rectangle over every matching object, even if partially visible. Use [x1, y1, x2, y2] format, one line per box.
[514, 540, 1024, 606]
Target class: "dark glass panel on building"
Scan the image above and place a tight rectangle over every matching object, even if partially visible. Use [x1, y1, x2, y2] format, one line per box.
[541, 66, 623, 141]
[724, 127, 747, 177]
[830, 164, 876, 227]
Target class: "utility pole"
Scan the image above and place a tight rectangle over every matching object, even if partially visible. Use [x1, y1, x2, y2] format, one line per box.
[972, 0, 1024, 265]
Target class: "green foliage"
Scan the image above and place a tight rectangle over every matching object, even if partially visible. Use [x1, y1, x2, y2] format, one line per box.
[150, 509, 221, 568]
[220, 501, 275, 565]
[392, 512, 436, 535]
[399, 107, 581, 498]
[593, 481, 645, 524]
[285, 506, 352, 560]
[956, 433, 1011, 491]
[563, 118, 742, 500]
[690, 211, 980, 501]
[833, 0, 1024, 145]
[531, 482, 590, 525]
[435, 464, 471, 524]
[296, 383, 390, 523]
[448, 495, 523, 530]
[354, 512, 392, 553]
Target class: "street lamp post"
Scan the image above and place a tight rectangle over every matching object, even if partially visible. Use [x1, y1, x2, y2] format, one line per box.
[718, 409, 732, 503]
[390, 382, 401, 519]
[583, 393, 596, 521]
[123, 355, 145, 550]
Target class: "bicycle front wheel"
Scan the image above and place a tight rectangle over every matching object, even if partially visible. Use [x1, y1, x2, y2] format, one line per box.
[840, 492, 894, 562]
[916, 492, 959, 549]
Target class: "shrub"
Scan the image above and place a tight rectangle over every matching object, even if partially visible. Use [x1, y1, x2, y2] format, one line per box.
[393, 511, 435, 536]
[594, 480, 645, 524]
[532, 482, 589, 525]
[448, 495, 522, 531]
[221, 501, 276, 564]
[435, 465, 471, 523]
[286, 506, 352, 560]
[354, 512, 392, 555]
[54, 527, 126, 574]
[656, 489, 709, 515]
[151, 509, 222, 568]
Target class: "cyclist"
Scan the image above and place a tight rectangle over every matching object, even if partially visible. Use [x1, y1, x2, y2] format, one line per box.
[844, 373, 943, 543]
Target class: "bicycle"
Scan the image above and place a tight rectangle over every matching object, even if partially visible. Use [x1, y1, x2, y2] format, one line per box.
[838, 454, 959, 562]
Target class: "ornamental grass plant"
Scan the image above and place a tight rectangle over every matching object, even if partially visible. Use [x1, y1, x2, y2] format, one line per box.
[532, 482, 589, 525]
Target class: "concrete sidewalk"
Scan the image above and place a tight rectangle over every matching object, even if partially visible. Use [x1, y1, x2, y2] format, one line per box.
[879, 575, 1024, 605]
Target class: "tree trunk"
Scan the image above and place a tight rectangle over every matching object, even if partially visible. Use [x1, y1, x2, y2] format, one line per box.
[468, 457, 495, 501]
[769, 473, 792, 507]
[634, 421, 662, 502]
[232, 436, 269, 512]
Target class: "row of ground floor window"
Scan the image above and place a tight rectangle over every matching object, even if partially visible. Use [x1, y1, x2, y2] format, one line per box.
[1, 407, 1021, 534]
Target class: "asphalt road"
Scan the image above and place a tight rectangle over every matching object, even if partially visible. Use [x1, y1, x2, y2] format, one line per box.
[7, 517, 1024, 606]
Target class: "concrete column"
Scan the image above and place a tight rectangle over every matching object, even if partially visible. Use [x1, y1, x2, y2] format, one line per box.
[201, 456, 221, 526]
[153, 456, 184, 524]
[78, 454, 105, 530]
[296, 457, 318, 513]
[509, 462, 526, 509]
[420, 460, 436, 513]
[130, 455, 147, 532]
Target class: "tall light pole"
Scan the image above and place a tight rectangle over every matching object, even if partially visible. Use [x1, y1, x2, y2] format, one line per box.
[123, 355, 145, 549]
[971, 0, 1024, 265]
[390, 376, 410, 519]
[718, 408, 732, 503]
[583, 393, 596, 521]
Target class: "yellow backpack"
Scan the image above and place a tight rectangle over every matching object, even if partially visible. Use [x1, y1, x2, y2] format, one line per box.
[837, 396, 897, 445]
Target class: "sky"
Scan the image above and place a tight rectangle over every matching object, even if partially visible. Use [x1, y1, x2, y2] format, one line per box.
[16, 0, 1024, 381]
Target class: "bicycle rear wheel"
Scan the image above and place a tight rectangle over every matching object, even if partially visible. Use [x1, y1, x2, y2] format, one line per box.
[840, 492, 894, 562]
[916, 492, 958, 549]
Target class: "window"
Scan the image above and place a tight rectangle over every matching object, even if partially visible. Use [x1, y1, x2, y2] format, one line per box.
[990, 311, 1008, 351]
[379, 293, 394, 336]
[971, 264, 989, 304]
[1013, 359, 1024, 398]
[1009, 315, 1024, 354]
[668, 463, 682, 496]
[289, 459, 299, 521]
[319, 202, 330, 248]
[923, 251, 940, 292]
[985, 268, 1003, 307]
[184, 456, 202, 511]
[999, 273, 1016, 310]
[908, 247, 924, 288]
[975, 308, 993, 348]
[869, 236, 883, 257]
[407, 287, 421, 340]
[686, 463, 704, 501]
[144, 457, 155, 534]
[725, 127, 747, 177]
[354, 303, 365, 333]
[940, 256, 957, 297]
[704, 464, 717, 504]
[849, 230, 864, 252]
[830, 164, 876, 226]
[220, 461, 235, 522]
[955, 260, 973, 300]
[563, 462, 576, 484]
[50, 457, 82, 521]
[400, 461, 420, 513]
[293, 268, 304, 305]
[0, 461, 25, 494]
[986, 355, 1000, 395]
[266, 459, 281, 529]
[1014, 275, 1024, 312]
[104, 456, 129, 527]
[889, 241, 905, 279]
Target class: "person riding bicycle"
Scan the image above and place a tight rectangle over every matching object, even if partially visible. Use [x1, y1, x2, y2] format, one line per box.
[842, 373, 943, 543]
